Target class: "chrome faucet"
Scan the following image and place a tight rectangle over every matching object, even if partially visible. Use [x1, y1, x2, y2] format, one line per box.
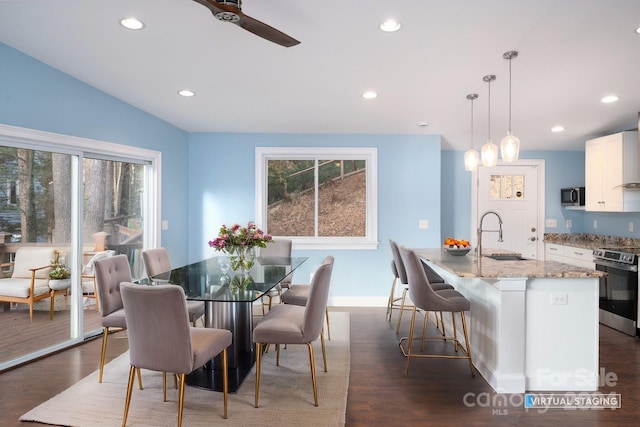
[477, 210, 504, 257]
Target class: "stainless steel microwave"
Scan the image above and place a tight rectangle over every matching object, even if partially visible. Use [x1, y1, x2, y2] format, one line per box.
[561, 187, 585, 206]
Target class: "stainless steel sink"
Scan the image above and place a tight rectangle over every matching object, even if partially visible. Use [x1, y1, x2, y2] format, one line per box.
[486, 254, 529, 261]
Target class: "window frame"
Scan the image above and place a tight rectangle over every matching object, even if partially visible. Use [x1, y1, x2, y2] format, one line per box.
[255, 146, 378, 250]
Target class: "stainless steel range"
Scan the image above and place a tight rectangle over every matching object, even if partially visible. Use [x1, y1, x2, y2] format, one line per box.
[593, 247, 640, 336]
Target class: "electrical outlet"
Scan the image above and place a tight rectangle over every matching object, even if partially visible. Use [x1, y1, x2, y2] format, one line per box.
[594, 220, 598, 229]
[161, 220, 169, 230]
[419, 220, 429, 229]
[550, 293, 568, 305]
[630, 222, 634, 232]
[545, 219, 557, 227]
[566, 219, 572, 228]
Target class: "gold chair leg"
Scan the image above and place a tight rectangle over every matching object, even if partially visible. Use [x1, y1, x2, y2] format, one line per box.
[404, 306, 418, 376]
[440, 311, 446, 339]
[325, 308, 331, 340]
[163, 372, 167, 402]
[99, 327, 109, 383]
[122, 365, 136, 427]
[222, 348, 228, 419]
[452, 312, 459, 352]
[320, 328, 328, 372]
[395, 287, 408, 334]
[177, 373, 186, 427]
[137, 368, 143, 390]
[255, 342, 262, 408]
[461, 312, 476, 377]
[421, 310, 429, 352]
[307, 343, 318, 406]
[386, 276, 398, 321]
[276, 344, 281, 366]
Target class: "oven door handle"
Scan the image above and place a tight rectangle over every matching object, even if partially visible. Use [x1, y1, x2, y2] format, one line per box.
[594, 259, 639, 272]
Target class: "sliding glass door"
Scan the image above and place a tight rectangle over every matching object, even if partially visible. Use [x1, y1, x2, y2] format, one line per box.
[0, 125, 159, 370]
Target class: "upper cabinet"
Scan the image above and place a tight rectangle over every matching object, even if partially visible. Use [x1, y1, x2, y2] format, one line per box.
[585, 131, 640, 212]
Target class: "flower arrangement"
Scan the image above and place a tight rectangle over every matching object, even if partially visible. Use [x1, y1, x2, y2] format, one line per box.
[49, 252, 71, 280]
[208, 222, 273, 253]
[208, 222, 273, 289]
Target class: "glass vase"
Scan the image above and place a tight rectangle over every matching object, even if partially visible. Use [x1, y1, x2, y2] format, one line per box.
[228, 246, 255, 291]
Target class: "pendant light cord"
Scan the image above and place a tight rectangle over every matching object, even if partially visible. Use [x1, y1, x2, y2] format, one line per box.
[508, 57, 512, 132]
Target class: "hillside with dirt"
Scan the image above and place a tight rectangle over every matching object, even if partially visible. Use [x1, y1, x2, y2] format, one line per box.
[267, 170, 366, 236]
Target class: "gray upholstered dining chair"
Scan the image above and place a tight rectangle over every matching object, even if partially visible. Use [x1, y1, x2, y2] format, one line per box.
[94, 254, 142, 387]
[253, 256, 334, 408]
[120, 282, 232, 426]
[388, 239, 452, 334]
[142, 248, 205, 327]
[398, 245, 475, 377]
[258, 239, 293, 314]
[281, 278, 332, 341]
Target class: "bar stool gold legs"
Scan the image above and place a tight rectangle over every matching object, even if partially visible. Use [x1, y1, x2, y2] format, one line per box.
[399, 306, 475, 377]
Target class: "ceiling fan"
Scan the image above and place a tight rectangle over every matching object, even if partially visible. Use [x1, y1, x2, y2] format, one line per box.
[192, 0, 300, 47]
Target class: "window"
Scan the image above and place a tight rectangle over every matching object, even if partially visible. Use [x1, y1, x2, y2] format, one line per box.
[490, 174, 525, 200]
[256, 147, 378, 249]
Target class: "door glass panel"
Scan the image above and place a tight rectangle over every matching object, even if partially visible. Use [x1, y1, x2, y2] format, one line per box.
[0, 147, 73, 364]
[82, 158, 145, 332]
[0, 148, 148, 366]
[490, 174, 525, 200]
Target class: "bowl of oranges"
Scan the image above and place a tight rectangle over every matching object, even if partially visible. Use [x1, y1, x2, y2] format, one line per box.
[443, 238, 471, 256]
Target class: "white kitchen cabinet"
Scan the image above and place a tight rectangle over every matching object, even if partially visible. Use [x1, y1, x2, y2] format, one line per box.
[544, 243, 564, 263]
[544, 243, 595, 270]
[585, 131, 640, 212]
[562, 245, 595, 269]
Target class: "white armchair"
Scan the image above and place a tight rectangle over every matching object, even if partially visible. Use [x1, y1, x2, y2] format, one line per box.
[0, 247, 56, 322]
[81, 250, 116, 311]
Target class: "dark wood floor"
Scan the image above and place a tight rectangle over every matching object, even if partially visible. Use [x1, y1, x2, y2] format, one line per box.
[1, 307, 639, 426]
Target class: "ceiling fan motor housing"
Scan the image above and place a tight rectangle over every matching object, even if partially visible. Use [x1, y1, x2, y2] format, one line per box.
[214, 0, 241, 23]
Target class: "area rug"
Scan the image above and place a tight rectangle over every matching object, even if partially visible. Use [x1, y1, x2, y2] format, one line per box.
[20, 312, 350, 427]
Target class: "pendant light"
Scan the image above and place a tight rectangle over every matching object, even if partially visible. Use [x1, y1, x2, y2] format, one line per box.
[481, 74, 498, 167]
[464, 93, 480, 171]
[500, 50, 520, 162]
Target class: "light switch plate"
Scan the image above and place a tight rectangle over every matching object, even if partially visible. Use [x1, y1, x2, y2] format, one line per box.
[419, 220, 429, 229]
[566, 219, 572, 228]
[545, 219, 557, 227]
[161, 220, 169, 230]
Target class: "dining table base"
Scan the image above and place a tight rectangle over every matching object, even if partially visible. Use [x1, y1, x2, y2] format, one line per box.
[186, 300, 256, 393]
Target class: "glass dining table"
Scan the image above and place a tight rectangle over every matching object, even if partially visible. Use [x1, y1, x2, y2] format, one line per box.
[148, 255, 307, 392]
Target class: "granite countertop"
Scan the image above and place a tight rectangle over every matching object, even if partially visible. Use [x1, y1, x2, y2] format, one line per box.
[544, 233, 640, 250]
[414, 248, 605, 279]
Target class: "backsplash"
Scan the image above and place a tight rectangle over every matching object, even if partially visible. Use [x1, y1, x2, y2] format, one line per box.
[544, 233, 640, 249]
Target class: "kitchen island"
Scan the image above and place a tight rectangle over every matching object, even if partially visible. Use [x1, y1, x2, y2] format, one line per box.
[414, 248, 605, 394]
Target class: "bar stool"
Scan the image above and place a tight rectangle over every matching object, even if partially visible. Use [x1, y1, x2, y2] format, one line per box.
[397, 245, 475, 377]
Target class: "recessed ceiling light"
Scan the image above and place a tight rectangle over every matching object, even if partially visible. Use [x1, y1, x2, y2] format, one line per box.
[601, 95, 619, 103]
[551, 126, 565, 133]
[635, 26, 640, 34]
[120, 18, 144, 30]
[178, 89, 195, 97]
[362, 91, 378, 99]
[380, 19, 401, 32]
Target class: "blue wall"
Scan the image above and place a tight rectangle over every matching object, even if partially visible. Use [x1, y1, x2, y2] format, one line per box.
[0, 43, 191, 265]
[4, 41, 640, 303]
[187, 133, 443, 299]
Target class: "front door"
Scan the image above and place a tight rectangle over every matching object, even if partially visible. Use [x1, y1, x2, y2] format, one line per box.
[472, 161, 544, 259]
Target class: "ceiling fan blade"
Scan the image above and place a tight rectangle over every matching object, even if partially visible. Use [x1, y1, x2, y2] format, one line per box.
[236, 13, 300, 47]
[192, 0, 300, 47]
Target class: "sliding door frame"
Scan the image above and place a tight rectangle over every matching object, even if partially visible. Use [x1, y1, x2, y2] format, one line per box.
[0, 123, 161, 369]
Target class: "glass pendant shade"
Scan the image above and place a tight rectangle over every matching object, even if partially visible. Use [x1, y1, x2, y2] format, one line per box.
[481, 139, 498, 167]
[500, 131, 520, 162]
[464, 148, 480, 171]
[501, 51, 520, 162]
